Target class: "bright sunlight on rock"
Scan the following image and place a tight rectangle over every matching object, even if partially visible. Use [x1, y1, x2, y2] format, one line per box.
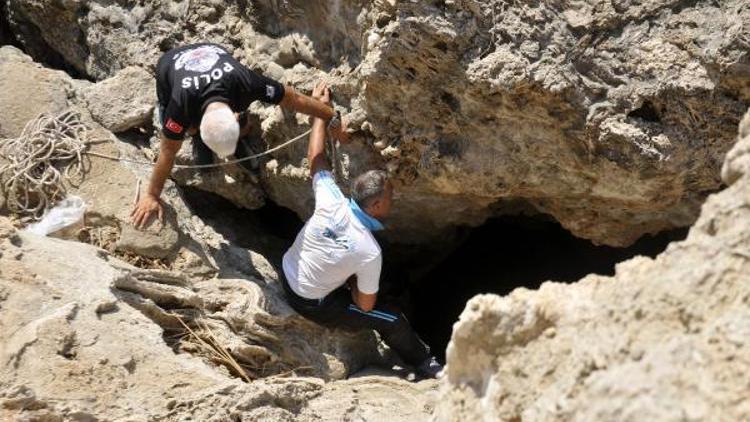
[1, 0, 748, 420]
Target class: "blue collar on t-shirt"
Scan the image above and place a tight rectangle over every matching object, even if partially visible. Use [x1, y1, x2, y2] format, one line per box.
[349, 198, 384, 232]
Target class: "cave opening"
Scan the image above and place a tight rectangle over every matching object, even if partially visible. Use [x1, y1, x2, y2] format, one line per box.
[179, 189, 688, 365]
[405, 216, 687, 361]
[179, 186, 303, 265]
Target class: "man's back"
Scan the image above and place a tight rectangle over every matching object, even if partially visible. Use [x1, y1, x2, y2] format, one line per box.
[282, 171, 382, 300]
[155, 43, 284, 139]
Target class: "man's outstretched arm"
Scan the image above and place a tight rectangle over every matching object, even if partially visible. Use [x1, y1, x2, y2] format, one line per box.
[131, 134, 181, 228]
[307, 82, 333, 177]
[281, 84, 349, 143]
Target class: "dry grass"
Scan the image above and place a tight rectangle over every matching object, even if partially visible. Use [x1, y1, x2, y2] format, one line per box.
[77, 224, 169, 269]
[172, 315, 254, 383]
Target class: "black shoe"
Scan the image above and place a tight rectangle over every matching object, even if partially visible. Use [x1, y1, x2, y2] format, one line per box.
[416, 356, 443, 379]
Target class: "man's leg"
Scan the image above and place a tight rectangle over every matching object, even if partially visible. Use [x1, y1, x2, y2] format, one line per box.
[280, 279, 441, 376]
[316, 288, 432, 367]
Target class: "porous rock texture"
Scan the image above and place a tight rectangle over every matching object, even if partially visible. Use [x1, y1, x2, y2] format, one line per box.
[5, 0, 749, 246]
[434, 109, 750, 421]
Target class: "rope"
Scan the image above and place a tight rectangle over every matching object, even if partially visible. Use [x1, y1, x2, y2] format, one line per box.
[84, 128, 311, 169]
[0, 111, 89, 218]
[0, 110, 311, 218]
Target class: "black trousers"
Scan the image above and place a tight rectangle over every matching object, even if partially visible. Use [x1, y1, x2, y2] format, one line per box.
[281, 276, 431, 366]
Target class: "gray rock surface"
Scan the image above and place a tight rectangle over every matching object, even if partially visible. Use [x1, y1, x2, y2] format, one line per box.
[5, 0, 750, 246]
[2, 3, 750, 421]
[0, 46, 74, 138]
[82, 66, 156, 132]
[433, 109, 750, 421]
[116, 206, 180, 259]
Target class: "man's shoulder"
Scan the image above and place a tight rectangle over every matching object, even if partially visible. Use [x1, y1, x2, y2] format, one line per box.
[313, 171, 346, 202]
[355, 228, 382, 258]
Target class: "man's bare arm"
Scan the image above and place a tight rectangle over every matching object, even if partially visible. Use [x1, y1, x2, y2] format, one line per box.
[307, 82, 333, 176]
[131, 134, 181, 228]
[280, 85, 349, 143]
[308, 118, 330, 177]
[280, 85, 334, 120]
[349, 278, 377, 312]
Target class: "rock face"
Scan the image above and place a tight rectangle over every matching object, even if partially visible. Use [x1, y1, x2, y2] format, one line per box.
[0, 46, 77, 138]
[2, 2, 750, 420]
[82, 66, 156, 133]
[434, 109, 750, 421]
[5, 0, 750, 246]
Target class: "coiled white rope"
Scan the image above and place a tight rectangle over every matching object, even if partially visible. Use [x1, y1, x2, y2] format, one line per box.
[0, 111, 88, 217]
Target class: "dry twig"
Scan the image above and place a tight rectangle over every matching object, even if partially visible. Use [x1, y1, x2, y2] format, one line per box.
[173, 315, 254, 383]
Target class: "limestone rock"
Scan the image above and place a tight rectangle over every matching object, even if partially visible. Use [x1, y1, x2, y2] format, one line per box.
[433, 109, 750, 421]
[0, 220, 229, 421]
[0, 46, 73, 138]
[82, 66, 156, 132]
[116, 204, 180, 259]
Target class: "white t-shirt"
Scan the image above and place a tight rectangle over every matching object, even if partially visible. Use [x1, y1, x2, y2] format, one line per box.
[282, 171, 382, 300]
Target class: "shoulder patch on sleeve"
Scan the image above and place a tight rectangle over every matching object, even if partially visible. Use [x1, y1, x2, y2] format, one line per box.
[165, 118, 184, 134]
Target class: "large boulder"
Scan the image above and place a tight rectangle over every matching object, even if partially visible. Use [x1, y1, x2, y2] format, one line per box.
[5, 0, 750, 247]
[0, 46, 76, 138]
[82, 66, 156, 133]
[433, 109, 750, 421]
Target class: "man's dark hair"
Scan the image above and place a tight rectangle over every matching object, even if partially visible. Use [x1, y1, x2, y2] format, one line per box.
[351, 170, 388, 209]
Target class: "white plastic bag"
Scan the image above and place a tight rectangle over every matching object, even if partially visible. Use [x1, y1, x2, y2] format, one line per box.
[25, 196, 86, 236]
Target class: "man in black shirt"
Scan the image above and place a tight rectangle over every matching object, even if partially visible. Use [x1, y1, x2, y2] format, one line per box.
[132, 43, 348, 228]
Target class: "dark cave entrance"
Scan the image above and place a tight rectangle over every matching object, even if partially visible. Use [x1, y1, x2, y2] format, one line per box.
[179, 189, 688, 365]
[405, 216, 687, 362]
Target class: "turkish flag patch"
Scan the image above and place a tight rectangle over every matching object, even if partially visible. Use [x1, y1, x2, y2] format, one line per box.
[165, 118, 184, 134]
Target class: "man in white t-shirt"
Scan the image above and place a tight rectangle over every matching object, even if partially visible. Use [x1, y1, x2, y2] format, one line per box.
[281, 82, 442, 379]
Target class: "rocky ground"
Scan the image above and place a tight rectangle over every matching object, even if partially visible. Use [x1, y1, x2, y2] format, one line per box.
[1, 0, 749, 420]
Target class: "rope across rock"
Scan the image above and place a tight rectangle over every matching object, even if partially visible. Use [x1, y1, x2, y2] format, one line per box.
[0, 110, 312, 218]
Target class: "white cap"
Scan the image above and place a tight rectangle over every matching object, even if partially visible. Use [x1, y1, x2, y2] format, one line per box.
[199, 105, 239, 159]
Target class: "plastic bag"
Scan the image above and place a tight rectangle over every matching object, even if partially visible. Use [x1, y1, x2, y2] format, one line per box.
[25, 196, 86, 236]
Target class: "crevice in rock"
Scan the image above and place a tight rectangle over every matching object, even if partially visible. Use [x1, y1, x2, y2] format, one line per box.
[1, 6, 90, 80]
[628, 100, 662, 122]
[179, 186, 303, 265]
[179, 188, 691, 364]
[0, 3, 21, 48]
[407, 215, 688, 361]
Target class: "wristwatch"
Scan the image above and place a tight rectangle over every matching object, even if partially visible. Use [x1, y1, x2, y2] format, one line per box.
[327, 110, 342, 131]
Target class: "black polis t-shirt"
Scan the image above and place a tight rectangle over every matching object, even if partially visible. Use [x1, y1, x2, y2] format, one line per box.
[155, 43, 285, 140]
